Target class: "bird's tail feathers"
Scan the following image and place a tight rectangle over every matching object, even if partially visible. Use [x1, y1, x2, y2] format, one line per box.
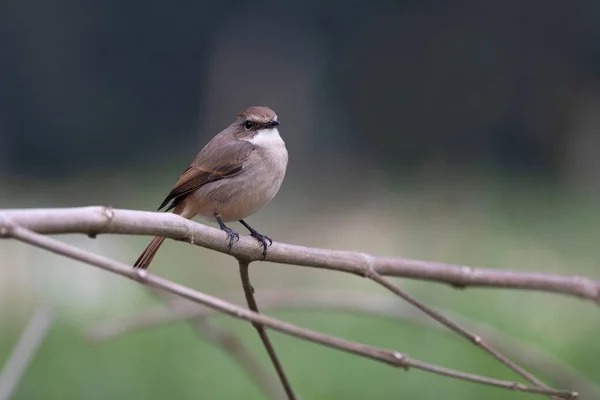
[133, 236, 166, 270]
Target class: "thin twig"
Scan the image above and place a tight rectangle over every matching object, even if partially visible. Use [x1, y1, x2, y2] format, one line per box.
[0, 223, 578, 399]
[238, 260, 296, 400]
[1, 207, 598, 304]
[87, 290, 600, 400]
[0, 304, 54, 400]
[364, 269, 553, 394]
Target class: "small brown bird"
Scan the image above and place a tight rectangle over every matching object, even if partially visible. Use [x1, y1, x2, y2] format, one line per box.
[134, 106, 288, 269]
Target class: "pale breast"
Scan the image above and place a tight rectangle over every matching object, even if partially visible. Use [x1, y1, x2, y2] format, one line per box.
[250, 128, 288, 185]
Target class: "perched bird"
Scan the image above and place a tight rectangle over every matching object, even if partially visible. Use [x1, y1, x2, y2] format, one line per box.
[134, 106, 288, 269]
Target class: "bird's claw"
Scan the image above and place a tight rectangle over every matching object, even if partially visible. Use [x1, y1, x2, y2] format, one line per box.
[250, 231, 272, 259]
[223, 227, 240, 252]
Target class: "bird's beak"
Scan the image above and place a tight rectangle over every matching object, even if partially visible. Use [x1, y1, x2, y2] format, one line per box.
[266, 120, 280, 128]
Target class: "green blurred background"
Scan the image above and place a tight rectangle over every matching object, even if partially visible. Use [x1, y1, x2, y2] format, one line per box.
[1, 1, 600, 399]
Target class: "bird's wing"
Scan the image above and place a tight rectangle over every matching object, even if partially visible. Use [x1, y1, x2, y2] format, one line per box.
[158, 139, 255, 211]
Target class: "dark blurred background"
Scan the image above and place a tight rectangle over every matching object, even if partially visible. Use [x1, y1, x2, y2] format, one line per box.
[1, 1, 600, 399]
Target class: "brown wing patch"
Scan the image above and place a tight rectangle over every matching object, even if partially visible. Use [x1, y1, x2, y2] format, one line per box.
[158, 165, 243, 211]
[158, 139, 255, 212]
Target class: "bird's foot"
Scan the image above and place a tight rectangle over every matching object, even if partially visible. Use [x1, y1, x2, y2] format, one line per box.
[249, 230, 272, 259]
[238, 220, 272, 259]
[222, 227, 240, 252]
[214, 213, 240, 252]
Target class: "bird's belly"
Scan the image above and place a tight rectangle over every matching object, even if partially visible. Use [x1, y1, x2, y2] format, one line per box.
[188, 167, 285, 223]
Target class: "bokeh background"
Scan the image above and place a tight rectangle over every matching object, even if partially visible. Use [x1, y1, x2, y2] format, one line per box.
[1, 1, 600, 399]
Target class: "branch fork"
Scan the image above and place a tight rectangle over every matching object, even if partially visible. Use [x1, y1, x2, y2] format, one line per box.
[0, 207, 589, 400]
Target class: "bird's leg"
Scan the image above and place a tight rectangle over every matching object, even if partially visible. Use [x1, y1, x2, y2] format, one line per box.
[214, 213, 239, 252]
[239, 219, 272, 259]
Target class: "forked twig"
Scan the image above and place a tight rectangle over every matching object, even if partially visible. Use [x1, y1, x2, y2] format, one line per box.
[0, 222, 578, 399]
[86, 289, 600, 400]
[362, 265, 554, 394]
[238, 260, 296, 400]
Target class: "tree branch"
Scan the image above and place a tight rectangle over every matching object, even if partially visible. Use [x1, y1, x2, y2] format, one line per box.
[1, 207, 598, 304]
[87, 290, 599, 400]
[365, 271, 554, 395]
[238, 260, 296, 400]
[0, 207, 577, 396]
[0, 222, 578, 399]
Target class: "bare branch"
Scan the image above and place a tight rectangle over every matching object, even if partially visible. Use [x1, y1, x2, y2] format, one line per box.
[0, 222, 578, 399]
[1, 207, 598, 304]
[0, 304, 54, 400]
[88, 290, 599, 400]
[365, 271, 554, 395]
[238, 260, 296, 399]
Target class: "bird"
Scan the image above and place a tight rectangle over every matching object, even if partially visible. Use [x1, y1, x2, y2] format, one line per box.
[133, 106, 288, 269]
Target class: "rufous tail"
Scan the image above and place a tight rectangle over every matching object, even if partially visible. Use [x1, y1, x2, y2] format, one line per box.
[133, 236, 166, 269]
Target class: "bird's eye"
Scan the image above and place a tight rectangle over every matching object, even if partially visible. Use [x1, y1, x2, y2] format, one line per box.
[244, 121, 253, 130]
